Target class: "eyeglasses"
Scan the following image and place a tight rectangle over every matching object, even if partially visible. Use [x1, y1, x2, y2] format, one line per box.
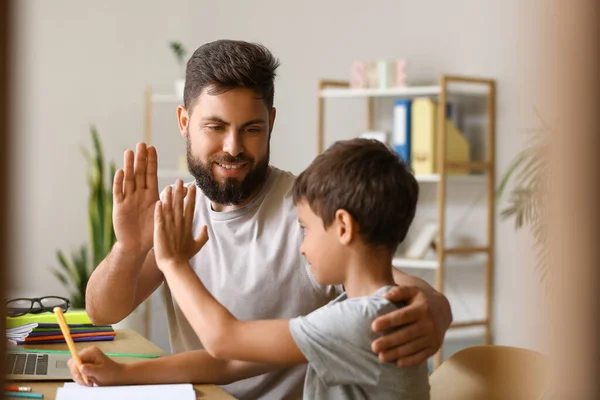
[6, 296, 70, 317]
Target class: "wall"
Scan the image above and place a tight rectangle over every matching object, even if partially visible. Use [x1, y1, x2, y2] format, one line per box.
[9, 0, 546, 353]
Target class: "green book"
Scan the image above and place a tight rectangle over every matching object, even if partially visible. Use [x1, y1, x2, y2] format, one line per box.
[32, 326, 113, 332]
[10, 348, 160, 359]
[6, 309, 92, 329]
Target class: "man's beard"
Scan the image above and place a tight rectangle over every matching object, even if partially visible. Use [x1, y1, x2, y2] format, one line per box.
[186, 138, 270, 206]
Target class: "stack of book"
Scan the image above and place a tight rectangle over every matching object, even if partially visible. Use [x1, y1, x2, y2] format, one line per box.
[6, 310, 115, 346]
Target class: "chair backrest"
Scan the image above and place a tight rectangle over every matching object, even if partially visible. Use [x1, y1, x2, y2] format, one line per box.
[429, 345, 549, 400]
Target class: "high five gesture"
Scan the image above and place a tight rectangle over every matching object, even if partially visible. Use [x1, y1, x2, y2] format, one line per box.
[112, 143, 160, 254]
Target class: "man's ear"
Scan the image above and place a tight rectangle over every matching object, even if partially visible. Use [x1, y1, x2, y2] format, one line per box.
[335, 209, 356, 246]
[268, 107, 277, 137]
[177, 105, 189, 138]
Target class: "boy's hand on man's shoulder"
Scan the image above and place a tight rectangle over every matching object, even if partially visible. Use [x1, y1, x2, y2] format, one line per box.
[370, 285, 452, 367]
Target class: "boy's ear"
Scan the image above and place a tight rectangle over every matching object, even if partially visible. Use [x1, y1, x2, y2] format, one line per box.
[335, 209, 355, 246]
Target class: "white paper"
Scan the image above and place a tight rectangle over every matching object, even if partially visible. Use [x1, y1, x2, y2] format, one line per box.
[56, 382, 195, 400]
[6, 323, 38, 341]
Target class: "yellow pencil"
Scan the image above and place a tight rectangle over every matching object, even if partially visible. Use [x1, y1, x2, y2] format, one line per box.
[53, 307, 89, 385]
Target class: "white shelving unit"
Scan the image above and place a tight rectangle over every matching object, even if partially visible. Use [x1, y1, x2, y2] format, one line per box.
[414, 174, 484, 184]
[393, 254, 488, 270]
[392, 257, 439, 270]
[320, 83, 488, 99]
[142, 88, 189, 348]
[321, 85, 441, 98]
[144, 88, 189, 184]
[317, 75, 496, 368]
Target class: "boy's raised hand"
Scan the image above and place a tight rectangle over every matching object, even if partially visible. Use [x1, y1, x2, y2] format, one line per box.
[154, 180, 209, 271]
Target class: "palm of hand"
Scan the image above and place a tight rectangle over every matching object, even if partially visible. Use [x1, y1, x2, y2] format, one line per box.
[112, 144, 160, 253]
[153, 182, 209, 271]
[114, 192, 158, 253]
[155, 222, 201, 264]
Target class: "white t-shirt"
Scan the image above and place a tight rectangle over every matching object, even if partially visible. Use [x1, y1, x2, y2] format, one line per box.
[162, 167, 339, 400]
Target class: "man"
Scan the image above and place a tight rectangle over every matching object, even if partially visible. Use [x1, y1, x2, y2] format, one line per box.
[85, 39, 452, 399]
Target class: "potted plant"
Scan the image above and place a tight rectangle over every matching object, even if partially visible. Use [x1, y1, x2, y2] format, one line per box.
[497, 115, 549, 288]
[52, 126, 116, 309]
[170, 41, 187, 98]
[53, 126, 150, 334]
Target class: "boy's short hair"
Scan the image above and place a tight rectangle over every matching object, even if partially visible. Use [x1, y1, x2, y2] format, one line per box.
[292, 138, 419, 251]
[184, 39, 280, 111]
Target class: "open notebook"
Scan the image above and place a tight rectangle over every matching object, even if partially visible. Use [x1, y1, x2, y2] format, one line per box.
[56, 382, 195, 400]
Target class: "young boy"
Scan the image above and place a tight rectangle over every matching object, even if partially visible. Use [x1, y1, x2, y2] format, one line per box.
[69, 138, 430, 399]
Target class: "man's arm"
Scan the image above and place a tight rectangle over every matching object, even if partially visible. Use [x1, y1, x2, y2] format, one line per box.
[85, 247, 163, 325]
[86, 143, 164, 325]
[161, 264, 307, 365]
[370, 268, 453, 367]
[69, 347, 280, 387]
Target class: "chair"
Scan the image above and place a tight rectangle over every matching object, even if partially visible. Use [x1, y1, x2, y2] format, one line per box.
[429, 345, 549, 400]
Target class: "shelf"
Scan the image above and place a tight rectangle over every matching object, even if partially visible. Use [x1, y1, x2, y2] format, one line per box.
[392, 254, 487, 270]
[444, 325, 486, 341]
[415, 174, 485, 183]
[446, 161, 491, 171]
[317, 75, 496, 370]
[444, 246, 489, 255]
[320, 85, 440, 98]
[151, 94, 182, 104]
[319, 84, 488, 99]
[450, 319, 488, 329]
[393, 258, 438, 270]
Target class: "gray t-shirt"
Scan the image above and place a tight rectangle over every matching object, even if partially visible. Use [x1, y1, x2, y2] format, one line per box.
[162, 167, 341, 399]
[289, 286, 430, 400]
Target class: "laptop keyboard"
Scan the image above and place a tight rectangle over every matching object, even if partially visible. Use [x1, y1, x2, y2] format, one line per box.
[6, 353, 49, 375]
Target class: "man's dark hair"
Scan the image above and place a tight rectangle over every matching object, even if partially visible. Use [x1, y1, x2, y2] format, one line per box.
[293, 138, 419, 252]
[184, 40, 280, 111]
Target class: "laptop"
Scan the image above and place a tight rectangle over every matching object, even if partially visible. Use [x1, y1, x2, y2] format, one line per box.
[5, 351, 72, 380]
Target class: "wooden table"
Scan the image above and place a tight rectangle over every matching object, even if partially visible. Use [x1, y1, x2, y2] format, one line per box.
[8, 329, 235, 399]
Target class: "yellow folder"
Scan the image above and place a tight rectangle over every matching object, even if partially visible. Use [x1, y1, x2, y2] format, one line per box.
[411, 98, 470, 175]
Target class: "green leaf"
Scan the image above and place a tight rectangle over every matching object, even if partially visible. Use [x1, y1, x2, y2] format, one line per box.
[89, 192, 102, 267]
[169, 41, 187, 64]
[497, 114, 550, 288]
[53, 125, 117, 307]
[56, 250, 80, 286]
[52, 270, 70, 287]
[80, 146, 92, 166]
[496, 149, 529, 199]
[70, 292, 85, 309]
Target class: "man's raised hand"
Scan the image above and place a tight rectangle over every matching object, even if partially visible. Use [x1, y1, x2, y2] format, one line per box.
[112, 143, 160, 254]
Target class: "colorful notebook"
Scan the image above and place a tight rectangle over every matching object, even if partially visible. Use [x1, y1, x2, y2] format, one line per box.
[6, 310, 114, 345]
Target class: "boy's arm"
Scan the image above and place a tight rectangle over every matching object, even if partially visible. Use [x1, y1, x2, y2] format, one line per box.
[153, 184, 305, 365]
[69, 346, 280, 387]
[162, 263, 307, 365]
